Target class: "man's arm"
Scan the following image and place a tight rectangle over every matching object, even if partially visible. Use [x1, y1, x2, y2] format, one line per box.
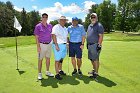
[82, 36, 86, 45]
[52, 34, 59, 51]
[35, 35, 41, 53]
[80, 36, 86, 50]
[98, 34, 103, 45]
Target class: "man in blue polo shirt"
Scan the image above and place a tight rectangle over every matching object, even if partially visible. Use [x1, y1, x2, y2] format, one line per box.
[68, 17, 86, 76]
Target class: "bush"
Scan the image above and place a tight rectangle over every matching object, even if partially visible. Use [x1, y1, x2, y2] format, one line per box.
[135, 24, 140, 33]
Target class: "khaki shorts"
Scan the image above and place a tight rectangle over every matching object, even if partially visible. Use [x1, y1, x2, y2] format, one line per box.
[38, 43, 52, 60]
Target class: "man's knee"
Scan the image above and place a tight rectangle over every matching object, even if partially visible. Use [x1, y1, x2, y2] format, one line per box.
[59, 58, 63, 63]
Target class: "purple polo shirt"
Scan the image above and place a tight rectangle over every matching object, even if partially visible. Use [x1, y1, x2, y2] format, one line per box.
[34, 23, 52, 43]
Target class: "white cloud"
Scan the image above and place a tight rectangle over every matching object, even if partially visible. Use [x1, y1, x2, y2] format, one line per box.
[83, 1, 96, 13]
[32, 6, 37, 10]
[39, 2, 82, 22]
[62, 3, 82, 14]
[31, 0, 35, 1]
[14, 6, 22, 12]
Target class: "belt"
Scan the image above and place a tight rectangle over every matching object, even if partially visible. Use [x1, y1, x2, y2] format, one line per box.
[87, 43, 96, 45]
[40, 42, 50, 44]
[53, 43, 66, 44]
[69, 42, 81, 44]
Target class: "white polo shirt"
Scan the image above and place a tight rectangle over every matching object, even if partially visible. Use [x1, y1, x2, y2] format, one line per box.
[52, 24, 68, 44]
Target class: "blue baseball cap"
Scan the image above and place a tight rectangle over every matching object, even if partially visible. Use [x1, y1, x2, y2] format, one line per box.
[72, 17, 79, 21]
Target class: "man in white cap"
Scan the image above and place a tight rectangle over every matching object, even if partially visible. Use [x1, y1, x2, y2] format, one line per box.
[52, 16, 68, 80]
[87, 13, 104, 79]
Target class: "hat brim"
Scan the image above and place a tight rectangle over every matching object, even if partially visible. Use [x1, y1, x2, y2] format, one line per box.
[59, 18, 68, 21]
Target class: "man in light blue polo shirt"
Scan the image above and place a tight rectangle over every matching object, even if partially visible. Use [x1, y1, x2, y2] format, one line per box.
[68, 17, 86, 76]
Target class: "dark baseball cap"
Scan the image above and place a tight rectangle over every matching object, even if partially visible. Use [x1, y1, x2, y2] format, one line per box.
[42, 13, 48, 17]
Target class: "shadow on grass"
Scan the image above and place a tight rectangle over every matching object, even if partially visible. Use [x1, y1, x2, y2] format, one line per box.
[17, 69, 26, 75]
[40, 75, 80, 88]
[74, 74, 94, 84]
[40, 75, 116, 88]
[40, 77, 59, 88]
[97, 76, 117, 87]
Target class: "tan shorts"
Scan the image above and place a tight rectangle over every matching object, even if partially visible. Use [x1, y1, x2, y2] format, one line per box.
[38, 43, 52, 60]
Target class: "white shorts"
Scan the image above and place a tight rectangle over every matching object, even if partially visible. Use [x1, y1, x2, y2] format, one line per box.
[38, 43, 52, 60]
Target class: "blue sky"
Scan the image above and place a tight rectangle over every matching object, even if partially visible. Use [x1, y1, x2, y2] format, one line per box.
[1, 0, 118, 22]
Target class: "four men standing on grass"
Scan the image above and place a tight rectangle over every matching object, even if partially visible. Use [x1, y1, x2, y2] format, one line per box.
[34, 12, 104, 80]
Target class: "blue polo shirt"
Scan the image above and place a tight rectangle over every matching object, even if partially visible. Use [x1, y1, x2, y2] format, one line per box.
[68, 24, 86, 42]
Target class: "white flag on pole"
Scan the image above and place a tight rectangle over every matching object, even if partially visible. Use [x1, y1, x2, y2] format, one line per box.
[14, 16, 22, 32]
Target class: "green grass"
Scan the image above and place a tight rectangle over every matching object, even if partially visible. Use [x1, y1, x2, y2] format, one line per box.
[0, 32, 140, 93]
[0, 32, 140, 48]
[0, 36, 35, 48]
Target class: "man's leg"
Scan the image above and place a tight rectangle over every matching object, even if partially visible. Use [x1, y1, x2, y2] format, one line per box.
[72, 57, 76, 69]
[55, 61, 63, 80]
[77, 58, 82, 69]
[38, 59, 43, 80]
[55, 61, 59, 74]
[38, 59, 43, 73]
[58, 59, 66, 75]
[45, 57, 54, 77]
[92, 60, 99, 73]
[77, 58, 82, 75]
[58, 59, 63, 71]
[45, 57, 50, 71]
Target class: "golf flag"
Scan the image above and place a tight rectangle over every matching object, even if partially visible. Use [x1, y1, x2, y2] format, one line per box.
[14, 16, 22, 32]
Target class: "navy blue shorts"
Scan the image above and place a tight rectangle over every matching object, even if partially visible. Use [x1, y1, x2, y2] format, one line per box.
[69, 42, 82, 58]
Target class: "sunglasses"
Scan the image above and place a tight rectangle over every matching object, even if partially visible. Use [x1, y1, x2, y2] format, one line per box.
[90, 16, 96, 19]
[42, 17, 48, 18]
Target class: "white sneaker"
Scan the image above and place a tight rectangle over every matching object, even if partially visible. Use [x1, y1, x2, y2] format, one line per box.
[46, 71, 54, 77]
[38, 73, 42, 80]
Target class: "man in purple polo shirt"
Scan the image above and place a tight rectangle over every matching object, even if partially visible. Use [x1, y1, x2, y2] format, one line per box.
[34, 13, 54, 80]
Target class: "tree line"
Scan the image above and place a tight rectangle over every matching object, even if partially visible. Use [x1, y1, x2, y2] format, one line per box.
[0, 1, 40, 37]
[0, 0, 140, 37]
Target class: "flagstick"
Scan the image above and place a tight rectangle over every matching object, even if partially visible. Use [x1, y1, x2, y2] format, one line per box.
[15, 30, 19, 70]
[14, 16, 22, 70]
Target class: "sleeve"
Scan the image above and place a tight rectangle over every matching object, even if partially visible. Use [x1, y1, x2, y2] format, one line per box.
[66, 28, 69, 37]
[49, 24, 53, 33]
[98, 23, 104, 34]
[52, 25, 58, 35]
[34, 25, 39, 35]
[87, 25, 90, 32]
[81, 25, 86, 36]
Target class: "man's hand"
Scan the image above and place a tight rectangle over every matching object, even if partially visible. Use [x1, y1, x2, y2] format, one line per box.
[55, 45, 60, 51]
[66, 43, 69, 49]
[96, 44, 102, 51]
[37, 47, 41, 53]
[80, 44, 84, 50]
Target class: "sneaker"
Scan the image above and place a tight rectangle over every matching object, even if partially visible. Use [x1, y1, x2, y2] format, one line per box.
[78, 69, 82, 75]
[88, 70, 95, 75]
[55, 74, 63, 80]
[59, 70, 66, 75]
[46, 71, 54, 77]
[89, 70, 99, 79]
[93, 72, 99, 78]
[38, 73, 42, 80]
[72, 69, 77, 75]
